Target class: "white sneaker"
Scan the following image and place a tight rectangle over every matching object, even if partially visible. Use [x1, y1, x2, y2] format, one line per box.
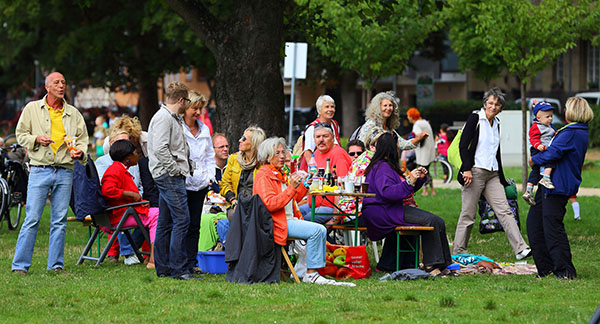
[123, 255, 141, 265]
[516, 248, 532, 260]
[302, 273, 356, 287]
[574, 216, 581, 221]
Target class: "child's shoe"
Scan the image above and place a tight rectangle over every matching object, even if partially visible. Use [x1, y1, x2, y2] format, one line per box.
[522, 191, 536, 206]
[539, 178, 555, 190]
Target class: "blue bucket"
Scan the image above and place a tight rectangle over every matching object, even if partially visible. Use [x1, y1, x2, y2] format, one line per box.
[196, 251, 228, 274]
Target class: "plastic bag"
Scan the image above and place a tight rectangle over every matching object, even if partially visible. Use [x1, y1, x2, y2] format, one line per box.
[318, 242, 371, 279]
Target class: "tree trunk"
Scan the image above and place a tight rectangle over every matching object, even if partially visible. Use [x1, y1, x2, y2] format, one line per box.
[520, 81, 528, 191]
[166, 0, 285, 147]
[138, 81, 159, 131]
[340, 71, 359, 137]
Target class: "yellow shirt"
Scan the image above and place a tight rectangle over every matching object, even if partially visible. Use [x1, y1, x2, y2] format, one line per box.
[46, 99, 66, 154]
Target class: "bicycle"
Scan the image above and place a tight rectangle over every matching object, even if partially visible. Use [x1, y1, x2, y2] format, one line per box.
[430, 139, 453, 184]
[0, 143, 29, 230]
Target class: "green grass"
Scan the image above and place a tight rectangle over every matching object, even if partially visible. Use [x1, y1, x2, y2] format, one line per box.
[1, 190, 600, 323]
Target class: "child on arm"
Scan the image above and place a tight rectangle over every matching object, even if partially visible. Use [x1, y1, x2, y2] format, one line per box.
[101, 139, 158, 267]
[522, 101, 557, 206]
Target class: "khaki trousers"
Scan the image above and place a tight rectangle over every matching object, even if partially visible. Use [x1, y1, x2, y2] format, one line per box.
[453, 168, 528, 255]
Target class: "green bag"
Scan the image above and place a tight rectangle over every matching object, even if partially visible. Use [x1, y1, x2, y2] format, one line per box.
[447, 129, 463, 168]
[504, 178, 518, 200]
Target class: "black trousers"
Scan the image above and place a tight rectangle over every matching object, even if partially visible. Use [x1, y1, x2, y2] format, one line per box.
[526, 187, 576, 278]
[377, 206, 452, 271]
[185, 187, 208, 271]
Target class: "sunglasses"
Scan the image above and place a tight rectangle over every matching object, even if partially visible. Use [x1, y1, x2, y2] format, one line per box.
[182, 98, 191, 104]
[314, 122, 332, 129]
[348, 151, 364, 157]
[240, 135, 247, 142]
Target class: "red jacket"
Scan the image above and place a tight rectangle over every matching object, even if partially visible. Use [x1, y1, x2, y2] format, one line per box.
[253, 165, 308, 246]
[101, 161, 148, 223]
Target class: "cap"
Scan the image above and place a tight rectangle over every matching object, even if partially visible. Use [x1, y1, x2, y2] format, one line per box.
[533, 101, 554, 117]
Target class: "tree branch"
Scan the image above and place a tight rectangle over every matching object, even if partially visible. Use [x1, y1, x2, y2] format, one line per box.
[164, 0, 221, 54]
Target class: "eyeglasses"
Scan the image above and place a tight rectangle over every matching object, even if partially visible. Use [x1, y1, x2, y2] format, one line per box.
[182, 98, 191, 104]
[348, 151, 364, 157]
[214, 145, 229, 150]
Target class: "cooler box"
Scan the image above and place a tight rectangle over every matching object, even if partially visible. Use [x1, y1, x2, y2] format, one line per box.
[196, 251, 228, 274]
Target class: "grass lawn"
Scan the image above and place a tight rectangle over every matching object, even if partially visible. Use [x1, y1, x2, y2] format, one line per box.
[1, 190, 599, 323]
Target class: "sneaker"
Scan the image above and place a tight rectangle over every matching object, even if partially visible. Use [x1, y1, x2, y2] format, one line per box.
[539, 178, 555, 190]
[124, 255, 141, 266]
[522, 191, 536, 206]
[302, 273, 356, 287]
[516, 248, 532, 260]
[574, 216, 581, 221]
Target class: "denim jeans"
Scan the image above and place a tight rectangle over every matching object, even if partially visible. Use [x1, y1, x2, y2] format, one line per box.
[153, 174, 190, 277]
[287, 219, 327, 269]
[216, 219, 229, 247]
[185, 187, 208, 271]
[299, 204, 334, 224]
[117, 229, 144, 256]
[12, 167, 73, 272]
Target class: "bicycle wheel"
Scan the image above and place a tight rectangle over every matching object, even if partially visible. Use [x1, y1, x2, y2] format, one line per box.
[438, 158, 453, 184]
[7, 202, 23, 230]
[0, 178, 9, 228]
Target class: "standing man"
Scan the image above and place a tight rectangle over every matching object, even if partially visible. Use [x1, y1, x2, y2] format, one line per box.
[211, 133, 229, 193]
[12, 72, 88, 275]
[148, 82, 196, 280]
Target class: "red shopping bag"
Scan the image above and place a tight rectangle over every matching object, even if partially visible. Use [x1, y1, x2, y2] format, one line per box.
[318, 242, 371, 279]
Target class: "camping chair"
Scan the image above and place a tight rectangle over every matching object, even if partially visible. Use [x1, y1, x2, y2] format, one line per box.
[76, 201, 151, 266]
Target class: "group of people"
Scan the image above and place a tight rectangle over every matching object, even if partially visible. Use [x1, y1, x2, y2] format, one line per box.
[10, 71, 593, 283]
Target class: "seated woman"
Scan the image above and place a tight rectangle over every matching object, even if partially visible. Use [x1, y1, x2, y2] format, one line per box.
[361, 133, 454, 275]
[253, 137, 355, 286]
[101, 139, 158, 266]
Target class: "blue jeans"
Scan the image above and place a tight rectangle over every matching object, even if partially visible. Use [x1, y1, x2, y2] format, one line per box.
[216, 219, 229, 248]
[118, 229, 144, 256]
[299, 204, 334, 224]
[153, 174, 190, 277]
[12, 167, 73, 272]
[287, 219, 327, 269]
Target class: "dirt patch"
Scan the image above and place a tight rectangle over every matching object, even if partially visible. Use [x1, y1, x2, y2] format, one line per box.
[586, 150, 600, 161]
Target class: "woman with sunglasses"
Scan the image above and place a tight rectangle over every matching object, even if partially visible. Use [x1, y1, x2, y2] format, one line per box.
[220, 126, 266, 220]
[362, 133, 454, 275]
[356, 91, 428, 151]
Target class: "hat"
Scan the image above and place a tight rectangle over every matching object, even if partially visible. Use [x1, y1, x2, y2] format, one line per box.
[533, 101, 554, 117]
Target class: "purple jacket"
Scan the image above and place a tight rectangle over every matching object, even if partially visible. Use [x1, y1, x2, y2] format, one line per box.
[362, 161, 424, 241]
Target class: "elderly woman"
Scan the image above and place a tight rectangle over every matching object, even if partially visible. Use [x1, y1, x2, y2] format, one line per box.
[220, 126, 266, 219]
[301, 95, 341, 168]
[362, 133, 453, 275]
[181, 90, 215, 274]
[527, 97, 593, 279]
[253, 137, 355, 286]
[453, 87, 531, 260]
[356, 91, 427, 150]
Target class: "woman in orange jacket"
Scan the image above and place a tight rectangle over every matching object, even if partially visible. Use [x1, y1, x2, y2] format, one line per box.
[253, 137, 355, 286]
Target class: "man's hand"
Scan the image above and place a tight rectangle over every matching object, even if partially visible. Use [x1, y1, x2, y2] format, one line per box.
[462, 170, 473, 186]
[537, 144, 546, 151]
[70, 149, 83, 160]
[36, 136, 54, 147]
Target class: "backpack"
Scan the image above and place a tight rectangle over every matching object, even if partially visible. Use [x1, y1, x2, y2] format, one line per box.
[447, 120, 479, 169]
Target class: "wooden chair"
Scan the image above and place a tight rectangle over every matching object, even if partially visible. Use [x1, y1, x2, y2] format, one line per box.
[280, 238, 301, 283]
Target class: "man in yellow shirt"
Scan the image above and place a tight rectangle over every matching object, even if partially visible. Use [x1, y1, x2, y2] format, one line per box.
[12, 72, 88, 275]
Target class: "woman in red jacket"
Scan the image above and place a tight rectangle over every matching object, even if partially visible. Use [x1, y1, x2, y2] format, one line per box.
[253, 137, 355, 286]
[101, 140, 158, 267]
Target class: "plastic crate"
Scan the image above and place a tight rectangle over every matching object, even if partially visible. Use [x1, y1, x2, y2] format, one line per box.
[196, 251, 227, 274]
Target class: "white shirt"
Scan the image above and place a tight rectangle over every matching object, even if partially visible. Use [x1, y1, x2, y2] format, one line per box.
[474, 109, 500, 171]
[412, 119, 435, 166]
[183, 120, 216, 191]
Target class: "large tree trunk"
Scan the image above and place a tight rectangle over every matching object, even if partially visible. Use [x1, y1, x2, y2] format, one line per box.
[166, 0, 285, 146]
[138, 81, 159, 130]
[520, 81, 528, 191]
[340, 71, 359, 138]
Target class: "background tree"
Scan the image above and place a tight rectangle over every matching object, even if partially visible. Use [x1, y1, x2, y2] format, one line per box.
[301, 0, 444, 135]
[445, 0, 505, 88]
[476, 0, 590, 187]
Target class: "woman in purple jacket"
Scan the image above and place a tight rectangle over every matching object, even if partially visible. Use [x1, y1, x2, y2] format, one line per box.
[362, 133, 453, 276]
[527, 97, 594, 279]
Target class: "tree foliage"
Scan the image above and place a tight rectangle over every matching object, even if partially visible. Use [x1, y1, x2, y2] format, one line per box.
[303, 0, 445, 90]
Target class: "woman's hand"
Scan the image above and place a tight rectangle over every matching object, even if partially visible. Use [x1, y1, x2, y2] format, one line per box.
[408, 170, 419, 185]
[122, 191, 142, 201]
[290, 174, 302, 188]
[415, 166, 428, 178]
[528, 157, 534, 167]
[461, 170, 473, 186]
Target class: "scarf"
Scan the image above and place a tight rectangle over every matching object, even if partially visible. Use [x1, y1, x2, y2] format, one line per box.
[265, 163, 288, 184]
[237, 150, 258, 170]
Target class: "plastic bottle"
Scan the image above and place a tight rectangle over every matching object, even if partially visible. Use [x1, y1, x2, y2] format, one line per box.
[308, 154, 318, 176]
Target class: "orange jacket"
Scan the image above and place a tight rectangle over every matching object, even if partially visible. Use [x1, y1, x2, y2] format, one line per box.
[253, 166, 308, 246]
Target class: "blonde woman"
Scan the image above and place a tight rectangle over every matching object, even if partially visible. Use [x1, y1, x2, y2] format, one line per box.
[527, 97, 594, 280]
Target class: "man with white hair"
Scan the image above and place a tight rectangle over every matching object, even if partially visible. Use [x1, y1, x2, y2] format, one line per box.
[301, 95, 341, 169]
[12, 72, 88, 275]
[299, 124, 351, 223]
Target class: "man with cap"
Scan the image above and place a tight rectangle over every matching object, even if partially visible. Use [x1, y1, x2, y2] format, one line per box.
[522, 100, 557, 206]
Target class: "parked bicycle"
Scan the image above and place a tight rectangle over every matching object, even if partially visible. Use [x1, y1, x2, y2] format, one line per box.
[0, 143, 29, 230]
[430, 139, 453, 184]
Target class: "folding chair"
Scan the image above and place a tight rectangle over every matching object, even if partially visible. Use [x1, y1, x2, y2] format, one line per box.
[76, 201, 151, 266]
[280, 239, 301, 283]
